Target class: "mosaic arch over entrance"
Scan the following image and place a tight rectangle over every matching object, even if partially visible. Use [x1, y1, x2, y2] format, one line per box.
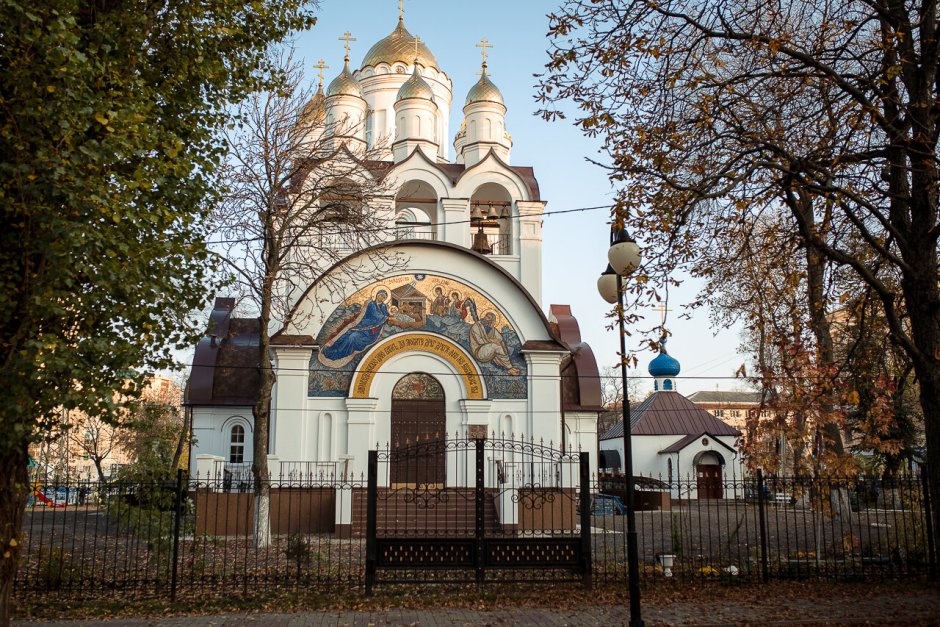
[309, 273, 526, 399]
[350, 333, 484, 400]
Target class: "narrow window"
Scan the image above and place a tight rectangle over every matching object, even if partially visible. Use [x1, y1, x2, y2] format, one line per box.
[230, 425, 245, 464]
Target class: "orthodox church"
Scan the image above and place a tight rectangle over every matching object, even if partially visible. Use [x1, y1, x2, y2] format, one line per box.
[599, 341, 743, 499]
[186, 15, 603, 501]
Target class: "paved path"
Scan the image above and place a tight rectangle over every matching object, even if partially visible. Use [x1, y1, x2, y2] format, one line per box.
[16, 589, 940, 626]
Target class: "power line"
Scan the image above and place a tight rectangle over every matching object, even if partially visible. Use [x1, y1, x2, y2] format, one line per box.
[203, 202, 614, 246]
[175, 357, 866, 385]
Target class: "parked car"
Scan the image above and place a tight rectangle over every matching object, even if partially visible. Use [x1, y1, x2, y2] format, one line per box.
[591, 494, 626, 515]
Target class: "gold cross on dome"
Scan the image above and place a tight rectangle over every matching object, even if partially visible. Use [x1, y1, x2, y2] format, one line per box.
[476, 38, 492, 66]
[339, 31, 356, 61]
[413, 35, 422, 63]
[653, 303, 672, 325]
[313, 59, 329, 88]
[398, 0, 405, 20]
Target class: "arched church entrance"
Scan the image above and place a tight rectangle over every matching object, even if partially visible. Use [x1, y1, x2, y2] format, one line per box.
[390, 372, 446, 487]
[694, 450, 725, 499]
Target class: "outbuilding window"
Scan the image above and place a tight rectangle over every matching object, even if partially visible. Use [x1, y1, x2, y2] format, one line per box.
[230, 425, 245, 464]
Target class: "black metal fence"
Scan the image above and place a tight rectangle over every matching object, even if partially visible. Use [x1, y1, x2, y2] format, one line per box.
[15, 462, 936, 600]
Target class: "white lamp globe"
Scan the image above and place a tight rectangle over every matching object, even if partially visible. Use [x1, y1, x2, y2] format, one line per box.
[608, 238, 641, 276]
[597, 267, 619, 304]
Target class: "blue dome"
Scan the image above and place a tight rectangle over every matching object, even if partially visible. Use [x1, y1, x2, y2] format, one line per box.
[648, 340, 681, 377]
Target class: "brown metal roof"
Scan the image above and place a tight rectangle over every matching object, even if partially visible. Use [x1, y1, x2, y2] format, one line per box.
[599, 391, 742, 440]
[186, 298, 261, 407]
[550, 304, 603, 412]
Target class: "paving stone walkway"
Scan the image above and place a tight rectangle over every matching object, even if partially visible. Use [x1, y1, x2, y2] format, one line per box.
[16, 589, 940, 626]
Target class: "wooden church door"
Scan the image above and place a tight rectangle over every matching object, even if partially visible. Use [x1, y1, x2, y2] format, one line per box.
[390, 373, 446, 487]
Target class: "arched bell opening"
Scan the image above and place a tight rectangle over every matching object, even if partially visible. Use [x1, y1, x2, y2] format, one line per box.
[469, 182, 512, 255]
[395, 180, 438, 241]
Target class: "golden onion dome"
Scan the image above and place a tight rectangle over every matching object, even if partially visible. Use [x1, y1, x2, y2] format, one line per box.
[396, 65, 436, 103]
[360, 18, 439, 71]
[326, 59, 362, 98]
[300, 85, 326, 123]
[465, 67, 504, 106]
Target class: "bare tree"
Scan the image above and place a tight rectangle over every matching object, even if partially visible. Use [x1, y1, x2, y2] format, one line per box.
[66, 412, 121, 484]
[598, 365, 642, 436]
[214, 50, 398, 546]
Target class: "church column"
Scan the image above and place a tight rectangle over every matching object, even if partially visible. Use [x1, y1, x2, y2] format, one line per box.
[522, 350, 567, 443]
[441, 197, 470, 248]
[271, 346, 314, 461]
[344, 397, 379, 471]
[458, 399, 492, 489]
[517, 201, 546, 305]
[337, 396, 378, 537]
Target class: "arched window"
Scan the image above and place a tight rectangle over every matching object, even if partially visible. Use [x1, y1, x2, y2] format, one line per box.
[230, 425, 245, 464]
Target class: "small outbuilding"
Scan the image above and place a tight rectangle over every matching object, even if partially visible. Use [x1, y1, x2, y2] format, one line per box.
[599, 340, 744, 499]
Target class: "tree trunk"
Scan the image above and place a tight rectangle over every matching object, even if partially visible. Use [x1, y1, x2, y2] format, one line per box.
[93, 458, 107, 484]
[252, 343, 274, 548]
[903, 276, 940, 564]
[0, 444, 29, 627]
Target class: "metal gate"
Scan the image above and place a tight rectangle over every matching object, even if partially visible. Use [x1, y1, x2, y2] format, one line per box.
[365, 435, 591, 592]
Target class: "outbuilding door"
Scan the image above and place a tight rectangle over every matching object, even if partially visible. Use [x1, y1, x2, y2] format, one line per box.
[696, 464, 723, 499]
[390, 373, 446, 487]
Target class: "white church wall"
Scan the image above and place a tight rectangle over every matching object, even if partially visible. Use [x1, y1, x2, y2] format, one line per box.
[565, 410, 599, 461]
[189, 406, 253, 476]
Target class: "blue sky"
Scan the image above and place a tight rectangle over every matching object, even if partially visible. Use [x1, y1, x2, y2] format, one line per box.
[292, 0, 749, 396]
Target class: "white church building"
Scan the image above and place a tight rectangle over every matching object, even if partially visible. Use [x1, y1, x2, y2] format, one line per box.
[185, 15, 604, 526]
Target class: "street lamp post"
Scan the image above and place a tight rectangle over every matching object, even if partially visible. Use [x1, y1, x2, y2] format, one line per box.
[597, 225, 643, 627]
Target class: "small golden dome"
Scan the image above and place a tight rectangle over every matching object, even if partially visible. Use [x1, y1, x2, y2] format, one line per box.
[465, 68, 504, 106]
[300, 85, 326, 123]
[326, 59, 362, 98]
[397, 65, 436, 103]
[360, 18, 439, 71]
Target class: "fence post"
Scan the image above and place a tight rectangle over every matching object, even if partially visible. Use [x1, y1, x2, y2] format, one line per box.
[922, 463, 936, 579]
[365, 450, 378, 595]
[475, 437, 485, 584]
[170, 468, 185, 601]
[579, 452, 592, 589]
[757, 469, 769, 584]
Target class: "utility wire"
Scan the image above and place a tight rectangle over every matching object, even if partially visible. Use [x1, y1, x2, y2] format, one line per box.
[203, 203, 614, 245]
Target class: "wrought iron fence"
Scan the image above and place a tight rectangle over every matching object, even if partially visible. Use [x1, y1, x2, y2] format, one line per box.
[14, 460, 936, 600]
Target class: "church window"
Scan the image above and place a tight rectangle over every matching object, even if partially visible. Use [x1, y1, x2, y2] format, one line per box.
[229, 425, 245, 464]
[663, 378, 673, 390]
[415, 115, 421, 136]
[485, 117, 493, 139]
[667, 458, 673, 483]
[365, 110, 374, 148]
